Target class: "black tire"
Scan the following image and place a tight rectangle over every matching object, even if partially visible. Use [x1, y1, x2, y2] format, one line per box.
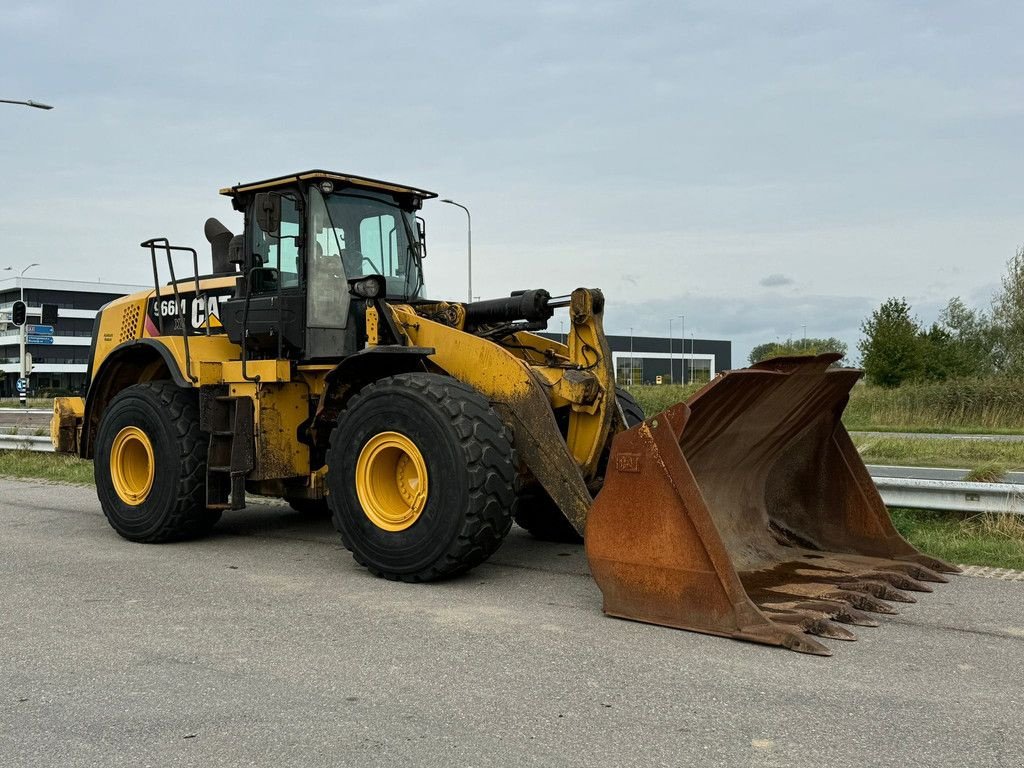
[326, 373, 516, 582]
[287, 498, 331, 518]
[513, 388, 645, 543]
[615, 388, 645, 428]
[94, 381, 220, 542]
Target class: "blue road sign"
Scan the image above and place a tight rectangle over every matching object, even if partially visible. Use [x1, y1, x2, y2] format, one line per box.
[26, 324, 54, 335]
[16, 378, 27, 393]
[26, 335, 54, 345]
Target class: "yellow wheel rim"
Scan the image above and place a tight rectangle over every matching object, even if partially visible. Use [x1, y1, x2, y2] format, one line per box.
[110, 426, 155, 506]
[355, 431, 429, 531]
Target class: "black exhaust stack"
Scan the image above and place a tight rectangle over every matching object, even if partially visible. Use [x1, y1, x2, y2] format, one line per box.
[204, 218, 236, 274]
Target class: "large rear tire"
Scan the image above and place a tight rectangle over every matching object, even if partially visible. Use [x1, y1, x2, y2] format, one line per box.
[514, 388, 645, 543]
[326, 373, 516, 582]
[94, 382, 220, 542]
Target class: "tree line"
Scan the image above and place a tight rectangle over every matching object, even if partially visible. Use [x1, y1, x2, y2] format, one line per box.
[858, 248, 1024, 387]
[750, 247, 1024, 387]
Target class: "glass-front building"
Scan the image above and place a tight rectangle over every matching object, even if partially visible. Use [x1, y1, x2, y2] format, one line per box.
[540, 333, 732, 386]
[0, 277, 147, 397]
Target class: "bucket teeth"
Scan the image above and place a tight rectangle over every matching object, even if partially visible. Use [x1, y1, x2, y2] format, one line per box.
[762, 609, 858, 642]
[898, 553, 962, 575]
[760, 597, 879, 628]
[780, 633, 833, 657]
[838, 579, 916, 603]
[825, 588, 899, 616]
[872, 570, 933, 593]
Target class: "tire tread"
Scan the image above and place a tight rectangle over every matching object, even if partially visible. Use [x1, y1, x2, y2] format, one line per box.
[328, 373, 516, 582]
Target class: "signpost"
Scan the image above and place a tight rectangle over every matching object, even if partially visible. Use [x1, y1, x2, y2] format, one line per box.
[26, 324, 54, 335]
[26, 335, 54, 345]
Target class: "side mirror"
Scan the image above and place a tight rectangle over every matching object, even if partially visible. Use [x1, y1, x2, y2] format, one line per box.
[250, 266, 280, 293]
[416, 216, 427, 260]
[254, 192, 282, 236]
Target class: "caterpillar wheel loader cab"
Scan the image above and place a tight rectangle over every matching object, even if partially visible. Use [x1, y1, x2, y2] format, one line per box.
[52, 169, 957, 656]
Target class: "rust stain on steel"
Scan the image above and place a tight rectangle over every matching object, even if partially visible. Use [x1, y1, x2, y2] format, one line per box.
[585, 354, 958, 656]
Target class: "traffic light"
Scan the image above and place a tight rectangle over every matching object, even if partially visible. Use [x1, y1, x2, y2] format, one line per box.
[11, 300, 26, 327]
[41, 303, 58, 326]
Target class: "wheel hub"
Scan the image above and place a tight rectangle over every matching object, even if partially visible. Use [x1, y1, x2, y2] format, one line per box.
[110, 426, 155, 506]
[355, 431, 429, 531]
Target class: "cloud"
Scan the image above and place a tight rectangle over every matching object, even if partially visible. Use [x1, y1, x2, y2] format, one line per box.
[759, 273, 794, 288]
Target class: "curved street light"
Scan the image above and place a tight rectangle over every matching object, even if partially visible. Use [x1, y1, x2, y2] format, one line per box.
[0, 99, 53, 110]
[440, 199, 472, 302]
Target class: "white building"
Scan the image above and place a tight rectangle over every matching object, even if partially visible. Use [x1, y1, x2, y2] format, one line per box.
[1, 277, 147, 396]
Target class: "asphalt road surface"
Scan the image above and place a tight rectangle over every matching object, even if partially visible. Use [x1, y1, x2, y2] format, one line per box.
[0, 409, 50, 431]
[1, 479, 1021, 768]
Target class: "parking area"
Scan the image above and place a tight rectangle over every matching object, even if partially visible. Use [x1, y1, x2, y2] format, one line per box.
[1, 477, 1022, 768]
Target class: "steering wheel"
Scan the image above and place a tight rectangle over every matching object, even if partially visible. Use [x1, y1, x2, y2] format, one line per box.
[341, 248, 382, 276]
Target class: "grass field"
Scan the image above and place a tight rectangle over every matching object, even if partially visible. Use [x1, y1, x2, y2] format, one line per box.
[851, 435, 1024, 474]
[0, 398, 55, 409]
[890, 508, 1024, 570]
[844, 378, 1024, 433]
[0, 450, 94, 484]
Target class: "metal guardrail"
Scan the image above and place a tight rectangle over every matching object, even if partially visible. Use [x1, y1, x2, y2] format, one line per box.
[0, 434, 53, 451]
[0, 435, 1022, 515]
[867, 464, 1024, 484]
[872, 476, 1023, 516]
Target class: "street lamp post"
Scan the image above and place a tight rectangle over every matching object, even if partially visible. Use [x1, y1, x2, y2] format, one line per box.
[678, 314, 685, 384]
[0, 99, 53, 110]
[11, 264, 40, 405]
[629, 327, 634, 386]
[440, 199, 472, 302]
[668, 318, 674, 383]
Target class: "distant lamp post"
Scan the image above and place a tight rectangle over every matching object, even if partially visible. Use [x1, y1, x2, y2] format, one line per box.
[0, 99, 53, 110]
[629, 327, 634, 386]
[668, 318, 674, 383]
[678, 314, 685, 384]
[440, 199, 472, 302]
[9, 263, 40, 405]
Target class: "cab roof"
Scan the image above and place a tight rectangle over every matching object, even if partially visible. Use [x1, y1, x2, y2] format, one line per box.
[219, 170, 437, 200]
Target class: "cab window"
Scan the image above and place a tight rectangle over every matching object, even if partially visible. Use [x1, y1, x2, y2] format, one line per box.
[358, 214, 398, 276]
[249, 194, 301, 289]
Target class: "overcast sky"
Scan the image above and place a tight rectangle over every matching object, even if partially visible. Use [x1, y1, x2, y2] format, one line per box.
[2, 1, 1022, 365]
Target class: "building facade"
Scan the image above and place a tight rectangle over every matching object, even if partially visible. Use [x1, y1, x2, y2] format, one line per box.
[1, 277, 147, 396]
[540, 332, 731, 385]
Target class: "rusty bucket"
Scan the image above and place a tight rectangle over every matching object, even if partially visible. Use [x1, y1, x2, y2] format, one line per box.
[585, 354, 958, 655]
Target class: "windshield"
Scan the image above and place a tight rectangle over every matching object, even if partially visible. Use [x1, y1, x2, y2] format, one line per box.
[313, 188, 425, 300]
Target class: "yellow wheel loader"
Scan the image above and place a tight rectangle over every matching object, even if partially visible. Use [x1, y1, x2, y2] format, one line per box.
[51, 170, 957, 655]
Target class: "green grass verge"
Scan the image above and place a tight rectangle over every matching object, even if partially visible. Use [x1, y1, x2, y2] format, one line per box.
[852, 435, 1024, 471]
[0, 398, 54, 409]
[0, 450, 94, 484]
[625, 384, 702, 415]
[890, 508, 1024, 570]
